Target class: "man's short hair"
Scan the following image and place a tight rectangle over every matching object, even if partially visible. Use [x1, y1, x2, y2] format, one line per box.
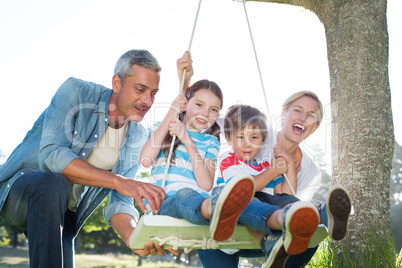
[114, 49, 161, 85]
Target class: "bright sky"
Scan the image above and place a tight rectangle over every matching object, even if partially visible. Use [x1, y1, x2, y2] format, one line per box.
[0, 0, 401, 169]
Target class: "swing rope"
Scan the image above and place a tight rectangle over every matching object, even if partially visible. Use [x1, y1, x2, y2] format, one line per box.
[241, 1, 296, 196]
[161, 0, 203, 189]
[152, 236, 256, 253]
[241, 1, 271, 129]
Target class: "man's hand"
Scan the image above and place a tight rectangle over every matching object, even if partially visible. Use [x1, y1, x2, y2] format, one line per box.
[116, 177, 166, 214]
[132, 242, 179, 257]
[111, 215, 179, 258]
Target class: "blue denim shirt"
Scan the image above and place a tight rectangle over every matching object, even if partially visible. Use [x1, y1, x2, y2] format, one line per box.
[0, 77, 147, 235]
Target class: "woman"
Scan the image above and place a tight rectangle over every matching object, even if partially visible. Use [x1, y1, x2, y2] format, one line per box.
[198, 91, 352, 268]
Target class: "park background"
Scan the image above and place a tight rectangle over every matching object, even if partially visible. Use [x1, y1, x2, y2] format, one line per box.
[0, 0, 401, 266]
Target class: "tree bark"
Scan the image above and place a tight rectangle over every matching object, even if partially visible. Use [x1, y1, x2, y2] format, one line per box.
[249, 0, 394, 262]
[12, 229, 18, 248]
[324, 0, 393, 257]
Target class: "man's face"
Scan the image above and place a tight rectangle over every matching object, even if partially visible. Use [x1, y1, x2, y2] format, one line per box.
[112, 65, 160, 123]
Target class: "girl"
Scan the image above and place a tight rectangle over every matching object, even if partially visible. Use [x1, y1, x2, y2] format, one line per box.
[140, 80, 255, 241]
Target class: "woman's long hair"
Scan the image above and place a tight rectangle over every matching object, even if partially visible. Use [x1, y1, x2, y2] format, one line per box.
[162, 79, 223, 164]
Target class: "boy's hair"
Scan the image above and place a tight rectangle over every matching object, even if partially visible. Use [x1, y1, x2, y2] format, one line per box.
[282, 90, 323, 126]
[224, 104, 268, 141]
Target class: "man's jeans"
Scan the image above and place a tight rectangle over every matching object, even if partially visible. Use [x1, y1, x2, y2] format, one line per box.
[0, 172, 75, 268]
[197, 246, 319, 268]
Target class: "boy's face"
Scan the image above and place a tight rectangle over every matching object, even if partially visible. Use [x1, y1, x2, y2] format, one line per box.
[226, 126, 265, 162]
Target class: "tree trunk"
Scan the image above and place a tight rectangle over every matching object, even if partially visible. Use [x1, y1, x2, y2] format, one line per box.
[176, 250, 183, 264]
[249, 0, 394, 263]
[323, 0, 393, 261]
[137, 255, 143, 266]
[12, 229, 18, 248]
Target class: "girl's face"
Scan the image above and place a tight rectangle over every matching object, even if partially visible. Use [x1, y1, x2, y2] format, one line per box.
[281, 96, 320, 144]
[185, 88, 221, 133]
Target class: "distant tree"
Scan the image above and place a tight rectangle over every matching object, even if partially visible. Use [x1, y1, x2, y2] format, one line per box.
[77, 170, 152, 254]
[0, 218, 27, 248]
[391, 141, 402, 204]
[137, 170, 150, 182]
[77, 196, 131, 254]
[0, 149, 27, 248]
[391, 141, 402, 252]
[187, 250, 198, 265]
[391, 203, 402, 253]
[174, 250, 198, 265]
[175, 250, 183, 264]
[77, 172, 156, 263]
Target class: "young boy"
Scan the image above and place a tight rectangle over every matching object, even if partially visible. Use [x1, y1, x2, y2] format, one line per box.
[218, 104, 297, 197]
[211, 104, 320, 267]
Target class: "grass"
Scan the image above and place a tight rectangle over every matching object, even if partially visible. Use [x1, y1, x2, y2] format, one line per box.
[0, 246, 29, 268]
[0, 246, 199, 268]
[306, 236, 402, 268]
[1, 236, 402, 268]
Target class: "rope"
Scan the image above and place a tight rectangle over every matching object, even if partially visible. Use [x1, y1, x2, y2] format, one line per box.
[241, 1, 296, 196]
[161, 0, 203, 188]
[241, 1, 270, 127]
[152, 236, 256, 253]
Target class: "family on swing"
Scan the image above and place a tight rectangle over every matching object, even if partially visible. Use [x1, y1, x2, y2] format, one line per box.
[0, 49, 351, 268]
[140, 51, 352, 268]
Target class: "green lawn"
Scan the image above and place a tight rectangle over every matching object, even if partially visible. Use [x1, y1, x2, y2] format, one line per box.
[0, 246, 199, 268]
[0, 246, 29, 268]
[2, 240, 401, 268]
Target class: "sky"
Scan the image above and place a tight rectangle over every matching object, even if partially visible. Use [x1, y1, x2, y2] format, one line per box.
[0, 0, 401, 169]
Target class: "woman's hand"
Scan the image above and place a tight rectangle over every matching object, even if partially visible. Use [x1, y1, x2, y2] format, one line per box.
[274, 145, 295, 166]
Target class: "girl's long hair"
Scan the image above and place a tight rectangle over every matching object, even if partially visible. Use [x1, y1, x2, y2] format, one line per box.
[162, 79, 223, 164]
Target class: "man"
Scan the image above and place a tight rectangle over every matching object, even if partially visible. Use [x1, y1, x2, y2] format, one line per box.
[0, 49, 193, 267]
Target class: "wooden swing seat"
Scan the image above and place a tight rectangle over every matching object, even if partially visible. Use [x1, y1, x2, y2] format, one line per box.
[129, 215, 328, 252]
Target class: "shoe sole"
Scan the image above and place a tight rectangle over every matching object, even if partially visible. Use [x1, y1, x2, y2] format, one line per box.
[284, 202, 319, 255]
[210, 173, 255, 241]
[327, 186, 352, 241]
[262, 237, 289, 268]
